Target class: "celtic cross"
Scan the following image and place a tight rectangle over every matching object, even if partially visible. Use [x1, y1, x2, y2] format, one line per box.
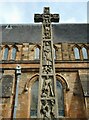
[34, 7, 59, 119]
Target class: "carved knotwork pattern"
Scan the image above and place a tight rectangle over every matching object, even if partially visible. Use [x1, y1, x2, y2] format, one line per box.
[34, 7, 59, 118]
[40, 40, 56, 118]
[43, 13, 51, 39]
[43, 24, 51, 39]
[40, 100, 55, 119]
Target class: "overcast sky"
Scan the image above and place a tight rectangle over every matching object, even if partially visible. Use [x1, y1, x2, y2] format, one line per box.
[0, 1, 88, 24]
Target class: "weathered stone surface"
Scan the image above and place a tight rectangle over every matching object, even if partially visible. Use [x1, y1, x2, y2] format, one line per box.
[0, 7, 89, 119]
[0, 75, 13, 97]
[35, 7, 59, 118]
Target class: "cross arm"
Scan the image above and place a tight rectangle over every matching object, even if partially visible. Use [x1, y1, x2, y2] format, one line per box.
[51, 14, 59, 22]
[34, 14, 43, 22]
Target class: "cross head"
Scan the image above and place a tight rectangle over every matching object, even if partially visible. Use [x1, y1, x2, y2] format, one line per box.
[34, 7, 59, 23]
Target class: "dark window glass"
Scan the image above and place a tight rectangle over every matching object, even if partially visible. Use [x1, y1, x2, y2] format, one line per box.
[30, 80, 39, 117]
[35, 48, 40, 59]
[3, 47, 9, 60]
[56, 80, 64, 116]
[12, 47, 16, 60]
[74, 47, 80, 59]
[0, 75, 13, 97]
[82, 47, 88, 59]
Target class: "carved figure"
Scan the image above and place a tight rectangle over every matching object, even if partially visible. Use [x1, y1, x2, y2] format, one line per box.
[41, 76, 54, 97]
[43, 42, 52, 65]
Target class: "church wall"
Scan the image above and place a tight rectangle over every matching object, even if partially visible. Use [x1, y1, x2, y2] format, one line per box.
[0, 42, 89, 119]
[0, 68, 89, 118]
[56, 72, 86, 118]
[0, 43, 89, 61]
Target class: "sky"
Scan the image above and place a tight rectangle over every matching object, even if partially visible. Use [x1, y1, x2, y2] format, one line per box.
[0, 1, 88, 24]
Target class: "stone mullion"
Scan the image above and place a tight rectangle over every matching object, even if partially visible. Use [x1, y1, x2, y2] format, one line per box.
[58, 44, 62, 60]
[8, 45, 11, 60]
[62, 43, 69, 61]
[79, 48, 83, 60]
[70, 45, 75, 61]
[16, 45, 22, 61]
[87, 48, 89, 60]
[0, 46, 3, 60]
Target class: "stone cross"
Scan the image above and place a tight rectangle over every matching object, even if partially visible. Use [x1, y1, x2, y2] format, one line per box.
[34, 7, 59, 119]
[34, 7, 59, 39]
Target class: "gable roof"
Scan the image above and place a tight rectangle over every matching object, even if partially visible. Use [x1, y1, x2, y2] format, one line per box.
[0, 24, 88, 44]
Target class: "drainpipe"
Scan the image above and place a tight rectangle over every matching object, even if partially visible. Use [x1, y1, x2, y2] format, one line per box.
[13, 65, 21, 119]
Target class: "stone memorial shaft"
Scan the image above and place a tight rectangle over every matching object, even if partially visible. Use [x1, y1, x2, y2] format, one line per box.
[34, 7, 59, 119]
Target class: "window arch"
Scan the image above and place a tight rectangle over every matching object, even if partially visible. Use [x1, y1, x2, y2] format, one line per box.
[74, 47, 80, 60]
[11, 47, 17, 60]
[3, 47, 9, 60]
[30, 78, 65, 118]
[82, 47, 88, 59]
[34, 47, 40, 59]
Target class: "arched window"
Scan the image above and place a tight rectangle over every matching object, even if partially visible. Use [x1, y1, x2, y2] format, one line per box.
[56, 80, 64, 116]
[82, 47, 88, 59]
[35, 47, 40, 59]
[30, 79, 64, 118]
[12, 47, 17, 60]
[74, 47, 80, 59]
[3, 47, 9, 60]
[30, 80, 39, 118]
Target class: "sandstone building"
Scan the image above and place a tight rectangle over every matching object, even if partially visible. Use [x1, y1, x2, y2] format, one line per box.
[0, 7, 89, 119]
